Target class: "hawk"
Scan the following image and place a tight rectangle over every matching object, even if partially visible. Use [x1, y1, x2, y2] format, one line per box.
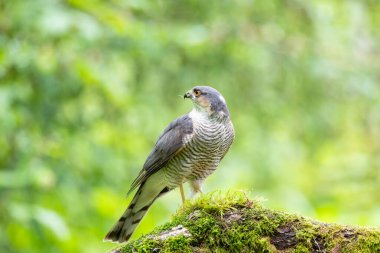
[104, 86, 235, 243]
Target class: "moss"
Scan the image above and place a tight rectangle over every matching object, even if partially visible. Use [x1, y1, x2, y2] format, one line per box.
[109, 191, 380, 253]
[162, 235, 192, 253]
[115, 237, 161, 253]
[342, 232, 380, 253]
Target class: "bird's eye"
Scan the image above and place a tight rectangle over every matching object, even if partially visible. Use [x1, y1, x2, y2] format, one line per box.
[194, 90, 202, 97]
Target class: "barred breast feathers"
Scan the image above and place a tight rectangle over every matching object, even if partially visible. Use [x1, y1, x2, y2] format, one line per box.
[162, 105, 235, 187]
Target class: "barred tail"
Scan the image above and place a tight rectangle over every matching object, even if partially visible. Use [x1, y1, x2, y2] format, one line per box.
[104, 179, 170, 243]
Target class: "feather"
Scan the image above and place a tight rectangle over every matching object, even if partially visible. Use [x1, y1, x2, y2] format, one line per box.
[104, 173, 170, 243]
[127, 114, 193, 196]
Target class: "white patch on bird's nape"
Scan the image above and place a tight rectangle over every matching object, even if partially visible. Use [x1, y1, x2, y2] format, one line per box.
[218, 94, 226, 104]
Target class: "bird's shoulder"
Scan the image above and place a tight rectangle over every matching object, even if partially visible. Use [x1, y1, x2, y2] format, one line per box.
[155, 113, 194, 145]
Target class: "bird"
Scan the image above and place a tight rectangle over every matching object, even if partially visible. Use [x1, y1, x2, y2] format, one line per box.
[104, 86, 235, 243]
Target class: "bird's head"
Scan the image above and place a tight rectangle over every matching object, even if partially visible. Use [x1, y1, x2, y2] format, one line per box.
[184, 86, 229, 118]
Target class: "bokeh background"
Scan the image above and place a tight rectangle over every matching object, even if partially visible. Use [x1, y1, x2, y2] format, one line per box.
[1, 0, 380, 252]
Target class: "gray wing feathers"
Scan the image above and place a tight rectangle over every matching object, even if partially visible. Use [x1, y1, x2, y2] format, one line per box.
[127, 114, 193, 195]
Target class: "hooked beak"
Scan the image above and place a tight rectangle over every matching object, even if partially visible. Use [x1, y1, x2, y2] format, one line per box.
[184, 91, 193, 99]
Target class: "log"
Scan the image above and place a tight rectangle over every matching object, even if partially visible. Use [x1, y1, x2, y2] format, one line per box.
[108, 191, 380, 253]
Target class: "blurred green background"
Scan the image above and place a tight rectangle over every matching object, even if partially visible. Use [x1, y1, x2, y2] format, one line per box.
[1, 0, 380, 252]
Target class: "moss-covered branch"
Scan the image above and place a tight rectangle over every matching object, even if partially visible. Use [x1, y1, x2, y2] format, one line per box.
[109, 191, 380, 253]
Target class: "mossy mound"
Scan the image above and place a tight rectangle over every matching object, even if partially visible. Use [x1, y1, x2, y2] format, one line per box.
[109, 191, 380, 253]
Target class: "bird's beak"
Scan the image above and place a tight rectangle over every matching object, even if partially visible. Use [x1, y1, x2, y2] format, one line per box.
[184, 91, 193, 99]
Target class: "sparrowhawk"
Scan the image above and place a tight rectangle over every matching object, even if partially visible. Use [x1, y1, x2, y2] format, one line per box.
[104, 86, 235, 243]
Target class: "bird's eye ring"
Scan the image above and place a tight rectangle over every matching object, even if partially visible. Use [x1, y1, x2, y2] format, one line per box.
[194, 90, 202, 97]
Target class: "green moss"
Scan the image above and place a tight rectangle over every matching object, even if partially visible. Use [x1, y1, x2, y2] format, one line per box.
[162, 235, 192, 253]
[116, 237, 161, 253]
[110, 191, 380, 253]
[342, 232, 380, 253]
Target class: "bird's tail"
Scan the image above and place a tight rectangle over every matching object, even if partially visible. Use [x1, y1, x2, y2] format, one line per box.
[104, 181, 170, 243]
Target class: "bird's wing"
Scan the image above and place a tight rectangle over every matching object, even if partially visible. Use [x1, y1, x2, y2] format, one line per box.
[127, 114, 193, 196]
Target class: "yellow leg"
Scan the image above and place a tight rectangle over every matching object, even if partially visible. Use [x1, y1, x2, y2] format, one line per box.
[179, 184, 186, 204]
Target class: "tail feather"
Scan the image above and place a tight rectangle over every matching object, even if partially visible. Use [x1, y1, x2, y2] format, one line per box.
[104, 181, 170, 243]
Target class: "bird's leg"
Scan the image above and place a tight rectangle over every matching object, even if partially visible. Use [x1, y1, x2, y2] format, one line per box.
[189, 179, 204, 198]
[179, 184, 186, 204]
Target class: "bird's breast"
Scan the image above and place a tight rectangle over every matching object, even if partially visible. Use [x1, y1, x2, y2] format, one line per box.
[183, 116, 233, 177]
[163, 112, 234, 187]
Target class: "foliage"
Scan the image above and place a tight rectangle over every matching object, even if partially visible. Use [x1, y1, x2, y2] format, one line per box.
[0, 0, 379, 252]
